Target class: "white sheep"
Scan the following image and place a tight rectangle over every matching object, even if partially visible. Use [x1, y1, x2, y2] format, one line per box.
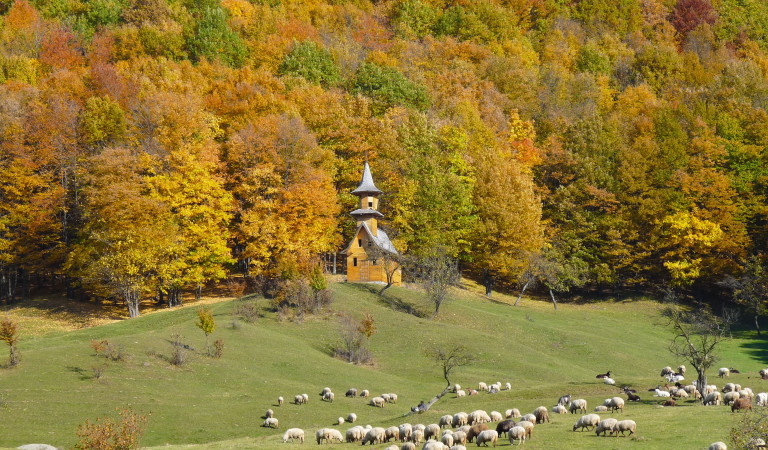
[345, 426, 365, 443]
[569, 399, 587, 414]
[322, 428, 343, 444]
[294, 394, 305, 405]
[455, 425, 469, 434]
[456, 390, 466, 398]
[439, 415, 453, 428]
[703, 391, 722, 406]
[723, 383, 736, 393]
[604, 377, 615, 385]
[441, 433, 454, 448]
[265, 409, 274, 418]
[595, 418, 618, 437]
[572, 414, 601, 431]
[422, 441, 447, 450]
[609, 397, 625, 413]
[414, 424, 426, 432]
[337, 417, 344, 425]
[323, 391, 334, 402]
[489, 411, 503, 422]
[748, 438, 766, 449]
[533, 406, 550, 423]
[401, 443, 416, 450]
[453, 412, 468, 427]
[660, 366, 674, 377]
[385, 426, 400, 442]
[469, 410, 491, 424]
[705, 385, 718, 395]
[362, 427, 386, 445]
[301, 393, 309, 403]
[654, 389, 671, 398]
[724, 391, 741, 405]
[516, 421, 534, 439]
[521, 413, 537, 423]
[552, 404, 567, 414]
[505, 408, 521, 418]
[452, 430, 467, 445]
[475, 430, 498, 447]
[277, 396, 283, 407]
[441, 429, 453, 437]
[709, 442, 727, 450]
[454, 384, 462, 393]
[282, 427, 304, 443]
[677, 364, 686, 375]
[347, 413, 357, 423]
[504, 382, 512, 390]
[411, 429, 424, 445]
[360, 389, 370, 398]
[508, 426, 526, 445]
[672, 389, 688, 399]
[719, 367, 731, 378]
[594, 405, 608, 412]
[756, 392, 768, 406]
[262, 417, 278, 428]
[382, 393, 392, 403]
[399, 423, 413, 442]
[478, 382, 488, 391]
[613, 419, 636, 436]
[450, 445, 467, 450]
[389, 393, 399, 403]
[371, 396, 386, 407]
[761, 369, 768, 379]
[424, 423, 441, 441]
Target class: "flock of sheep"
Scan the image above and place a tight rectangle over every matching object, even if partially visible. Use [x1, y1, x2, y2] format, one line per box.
[264, 365, 768, 448]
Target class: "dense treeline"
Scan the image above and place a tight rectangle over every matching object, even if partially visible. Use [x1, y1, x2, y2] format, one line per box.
[1, 0, 767, 315]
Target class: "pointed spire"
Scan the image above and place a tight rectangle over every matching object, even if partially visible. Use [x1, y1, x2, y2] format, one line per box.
[351, 161, 382, 195]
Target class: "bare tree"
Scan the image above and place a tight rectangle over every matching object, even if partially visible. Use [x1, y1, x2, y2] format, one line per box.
[367, 242, 402, 296]
[408, 344, 475, 415]
[661, 303, 731, 395]
[413, 247, 460, 319]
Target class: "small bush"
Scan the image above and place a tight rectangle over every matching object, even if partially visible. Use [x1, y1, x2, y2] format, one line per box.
[91, 339, 127, 362]
[0, 317, 20, 366]
[91, 365, 106, 380]
[274, 277, 333, 316]
[225, 278, 246, 297]
[75, 408, 147, 450]
[731, 408, 768, 448]
[169, 333, 187, 367]
[333, 315, 374, 365]
[213, 339, 224, 359]
[233, 301, 259, 323]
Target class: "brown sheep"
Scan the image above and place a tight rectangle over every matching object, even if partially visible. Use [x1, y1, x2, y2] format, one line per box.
[732, 397, 753, 413]
[661, 399, 677, 407]
[533, 406, 550, 424]
[466, 424, 489, 443]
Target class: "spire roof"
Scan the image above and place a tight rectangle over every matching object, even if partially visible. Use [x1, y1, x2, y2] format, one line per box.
[351, 161, 383, 195]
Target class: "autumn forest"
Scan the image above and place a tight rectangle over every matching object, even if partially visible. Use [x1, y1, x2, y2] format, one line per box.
[1, 0, 767, 316]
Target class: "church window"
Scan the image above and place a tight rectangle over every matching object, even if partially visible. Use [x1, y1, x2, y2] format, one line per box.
[368, 201, 373, 207]
[353, 257, 357, 267]
[358, 239, 362, 247]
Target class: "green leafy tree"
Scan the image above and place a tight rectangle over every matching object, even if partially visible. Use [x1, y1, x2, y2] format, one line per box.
[0, 317, 20, 366]
[196, 306, 216, 356]
[187, 6, 247, 68]
[351, 63, 430, 114]
[279, 41, 340, 86]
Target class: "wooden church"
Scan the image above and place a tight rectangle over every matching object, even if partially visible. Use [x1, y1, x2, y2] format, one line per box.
[341, 162, 401, 285]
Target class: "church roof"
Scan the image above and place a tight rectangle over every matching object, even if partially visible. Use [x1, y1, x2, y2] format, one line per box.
[351, 161, 383, 195]
[350, 208, 384, 218]
[339, 222, 398, 255]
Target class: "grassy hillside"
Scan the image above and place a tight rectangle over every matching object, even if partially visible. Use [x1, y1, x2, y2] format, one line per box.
[0, 283, 766, 449]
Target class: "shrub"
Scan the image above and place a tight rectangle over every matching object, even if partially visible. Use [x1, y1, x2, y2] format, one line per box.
[213, 339, 224, 359]
[278, 40, 340, 86]
[274, 277, 332, 317]
[169, 333, 188, 367]
[75, 408, 147, 450]
[0, 317, 20, 366]
[196, 307, 216, 357]
[730, 407, 768, 448]
[333, 314, 374, 365]
[91, 365, 106, 380]
[233, 300, 259, 323]
[91, 339, 127, 362]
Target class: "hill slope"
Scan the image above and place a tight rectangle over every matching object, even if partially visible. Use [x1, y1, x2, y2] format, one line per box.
[0, 283, 765, 448]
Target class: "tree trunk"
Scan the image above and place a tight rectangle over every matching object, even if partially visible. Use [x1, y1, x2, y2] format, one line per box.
[431, 300, 442, 320]
[483, 269, 493, 297]
[126, 290, 140, 318]
[755, 310, 761, 336]
[514, 279, 530, 306]
[378, 281, 392, 295]
[549, 289, 558, 310]
[696, 372, 707, 400]
[195, 284, 202, 300]
[8, 344, 19, 366]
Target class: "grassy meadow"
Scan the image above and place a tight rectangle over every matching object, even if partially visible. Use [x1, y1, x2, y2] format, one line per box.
[0, 282, 767, 449]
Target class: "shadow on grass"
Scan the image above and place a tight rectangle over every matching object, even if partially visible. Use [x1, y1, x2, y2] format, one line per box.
[66, 365, 91, 381]
[346, 283, 428, 318]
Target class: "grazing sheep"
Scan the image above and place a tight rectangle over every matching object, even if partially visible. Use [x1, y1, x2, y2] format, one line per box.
[504, 383, 512, 391]
[475, 430, 498, 447]
[678, 365, 686, 375]
[385, 446, 398, 450]
[411, 429, 424, 445]
[489, 383, 501, 394]
[337, 417, 344, 425]
[495, 420, 515, 437]
[382, 393, 392, 403]
[505, 408, 521, 418]
[453, 412, 469, 427]
[515, 421, 534, 439]
[439, 415, 454, 429]
[453, 430, 467, 445]
[402, 443, 416, 450]
[740, 388, 754, 399]
[347, 413, 357, 423]
[533, 406, 550, 424]
[263, 417, 279, 428]
[557, 394, 572, 406]
[609, 397, 625, 413]
[422, 441, 446, 450]
[346, 388, 358, 397]
[315, 428, 326, 444]
[478, 382, 488, 392]
[723, 383, 736, 393]
[595, 370, 612, 379]
[703, 392, 722, 406]
[325, 428, 343, 444]
[724, 391, 741, 406]
[399, 423, 413, 442]
[489, 411, 503, 422]
[672, 389, 688, 399]
[469, 410, 492, 425]
[265, 409, 274, 419]
[360, 389, 370, 398]
[719, 367, 731, 378]
[613, 420, 636, 436]
[705, 385, 718, 395]
[385, 426, 400, 442]
[371, 396, 386, 408]
[604, 377, 616, 385]
[594, 406, 608, 412]
[732, 397, 752, 412]
[301, 393, 309, 403]
[414, 424, 426, 432]
[282, 427, 304, 443]
[424, 424, 441, 441]
[320, 387, 332, 397]
[660, 366, 674, 377]
[756, 392, 768, 406]
[323, 391, 335, 402]
[294, 394, 305, 405]
[709, 442, 727, 450]
[456, 390, 466, 398]
[569, 399, 587, 414]
[441, 433, 454, 448]
[362, 427, 386, 445]
[465, 424, 489, 443]
[521, 413, 537, 423]
[760, 369, 768, 379]
[346, 426, 366, 443]
[595, 418, 618, 437]
[552, 405, 568, 414]
[508, 426, 526, 445]
[731, 368, 741, 374]
[572, 414, 601, 432]
[441, 429, 453, 438]
[450, 445, 467, 450]
[390, 393, 399, 403]
[277, 396, 283, 407]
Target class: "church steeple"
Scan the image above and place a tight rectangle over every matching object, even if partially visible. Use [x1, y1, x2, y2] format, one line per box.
[350, 161, 383, 235]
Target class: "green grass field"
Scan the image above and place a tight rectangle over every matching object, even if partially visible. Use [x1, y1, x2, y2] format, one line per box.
[1, 282, 766, 449]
